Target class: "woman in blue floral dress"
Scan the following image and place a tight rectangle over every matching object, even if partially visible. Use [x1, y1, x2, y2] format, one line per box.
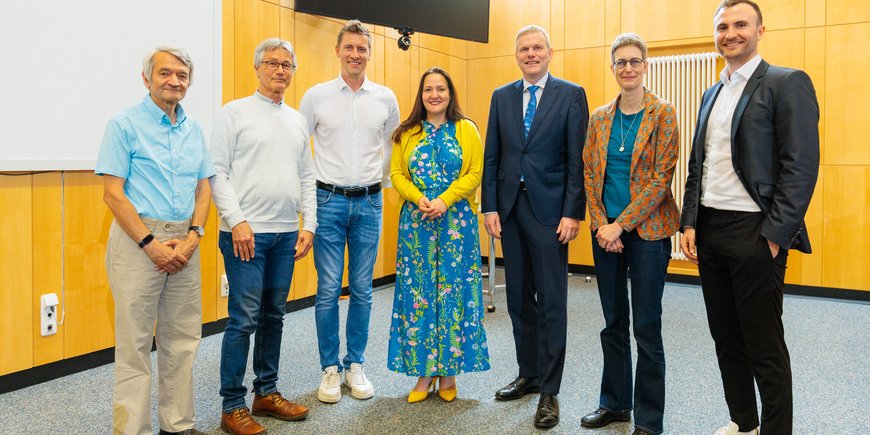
[388, 67, 490, 403]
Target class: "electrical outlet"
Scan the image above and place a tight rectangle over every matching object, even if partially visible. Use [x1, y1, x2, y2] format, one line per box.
[40, 293, 59, 337]
[221, 274, 229, 297]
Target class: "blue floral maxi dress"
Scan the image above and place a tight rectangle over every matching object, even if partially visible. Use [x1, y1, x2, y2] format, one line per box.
[387, 121, 490, 377]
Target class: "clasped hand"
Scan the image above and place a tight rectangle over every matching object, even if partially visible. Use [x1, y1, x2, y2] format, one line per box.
[596, 222, 624, 253]
[417, 196, 447, 220]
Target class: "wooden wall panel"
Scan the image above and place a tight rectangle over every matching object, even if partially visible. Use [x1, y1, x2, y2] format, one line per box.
[824, 23, 870, 166]
[759, 29, 804, 70]
[62, 173, 114, 358]
[32, 173, 64, 365]
[223, 0, 237, 103]
[417, 33, 468, 59]
[0, 175, 33, 375]
[550, 0, 566, 51]
[467, 56, 521, 141]
[620, 0, 720, 43]
[804, 26, 826, 166]
[292, 14, 342, 107]
[563, 47, 609, 111]
[467, 0, 551, 59]
[805, 0, 826, 28]
[200, 206, 218, 323]
[755, 0, 805, 30]
[279, 7, 296, 104]
[822, 166, 870, 291]
[564, 0, 607, 49]
[234, 0, 280, 100]
[826, 0, 870, 25]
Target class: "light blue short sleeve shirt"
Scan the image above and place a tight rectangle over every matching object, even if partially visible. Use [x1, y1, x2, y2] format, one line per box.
[95, 95, 215, 221]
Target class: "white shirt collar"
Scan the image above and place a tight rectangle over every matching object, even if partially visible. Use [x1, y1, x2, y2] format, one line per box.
[720, 54, 762, 85]
[523, 73, 549, 91]
[336, 74, 372, 92]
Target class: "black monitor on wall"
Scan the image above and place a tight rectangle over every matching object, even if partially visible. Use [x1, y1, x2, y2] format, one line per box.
[294, 0, 490, 43]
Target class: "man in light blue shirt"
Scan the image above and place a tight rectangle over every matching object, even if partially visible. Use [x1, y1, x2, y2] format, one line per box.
[95, 46, 213, 435]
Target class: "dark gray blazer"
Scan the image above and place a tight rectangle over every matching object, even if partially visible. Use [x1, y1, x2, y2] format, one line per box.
[680, 60, 820, 253]
[481, 74, 588, 226]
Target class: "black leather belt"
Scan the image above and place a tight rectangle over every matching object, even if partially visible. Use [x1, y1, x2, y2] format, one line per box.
[316, 180, 381, 197]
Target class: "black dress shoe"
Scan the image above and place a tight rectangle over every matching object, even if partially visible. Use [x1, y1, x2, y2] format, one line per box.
[580, 407, 632, 428]
[533, 393, 559, 429]
[494, 377, 540, 401]
[632, 429, 652, 435]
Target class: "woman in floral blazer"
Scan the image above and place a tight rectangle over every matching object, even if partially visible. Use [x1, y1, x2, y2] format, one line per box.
[580, 33, 679, 435]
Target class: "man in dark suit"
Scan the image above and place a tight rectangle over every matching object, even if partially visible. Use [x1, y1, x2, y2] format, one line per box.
[482, 24, 588, 429]
[679, 1, 819, 434]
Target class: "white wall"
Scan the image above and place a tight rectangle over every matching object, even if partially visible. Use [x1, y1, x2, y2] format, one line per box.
[0, 0, 221, 170]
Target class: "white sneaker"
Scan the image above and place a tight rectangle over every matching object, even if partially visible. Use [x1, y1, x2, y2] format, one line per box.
[344, 363, 374, 399]
[317, 366, 342, 403]
[714, 421, 759, 435]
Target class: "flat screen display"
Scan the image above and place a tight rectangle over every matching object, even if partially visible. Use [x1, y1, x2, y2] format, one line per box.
[295, 0, 490, 43]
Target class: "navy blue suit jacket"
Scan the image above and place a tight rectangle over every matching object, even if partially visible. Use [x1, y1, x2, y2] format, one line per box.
[481, 74, 589, 226]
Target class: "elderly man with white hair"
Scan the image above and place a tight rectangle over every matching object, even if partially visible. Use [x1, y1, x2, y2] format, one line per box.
[97, 46, 214, 435]
[210, 37, 316, 435]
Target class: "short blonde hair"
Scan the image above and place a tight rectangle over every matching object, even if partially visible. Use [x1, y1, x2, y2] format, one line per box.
[610, 32, 647, 63]
[515, 25, 551, 49]
[336, 19, 372, 49]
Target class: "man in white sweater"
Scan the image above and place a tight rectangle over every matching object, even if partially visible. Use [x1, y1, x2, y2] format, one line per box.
[210, 38, 316, 435]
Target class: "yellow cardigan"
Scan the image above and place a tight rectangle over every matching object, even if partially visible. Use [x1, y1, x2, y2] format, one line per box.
[390, 118, 483, 211]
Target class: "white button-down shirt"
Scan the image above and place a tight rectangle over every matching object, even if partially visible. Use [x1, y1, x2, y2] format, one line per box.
[299, 75, 400, 187]
[700, 55, 762, 212]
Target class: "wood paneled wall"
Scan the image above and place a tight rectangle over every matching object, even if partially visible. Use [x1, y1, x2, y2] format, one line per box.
[1, 0, 867, 377]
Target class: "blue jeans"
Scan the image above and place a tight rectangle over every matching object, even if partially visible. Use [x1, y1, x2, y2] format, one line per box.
[590, 229, 671, 435]
[314, 189, 382, 370]
[218, 231, 297, 412]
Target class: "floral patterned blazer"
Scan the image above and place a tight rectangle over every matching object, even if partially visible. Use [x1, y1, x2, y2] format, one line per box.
[582, 89, 680, 241]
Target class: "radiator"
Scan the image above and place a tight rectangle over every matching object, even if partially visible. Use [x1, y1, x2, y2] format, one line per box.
[645, 52, 719, 260]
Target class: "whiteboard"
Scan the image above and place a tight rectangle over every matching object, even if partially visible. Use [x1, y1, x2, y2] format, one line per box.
[0, 1, 221, 171]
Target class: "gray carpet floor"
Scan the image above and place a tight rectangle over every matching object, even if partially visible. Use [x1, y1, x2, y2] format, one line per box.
[1, 274, 868, 434]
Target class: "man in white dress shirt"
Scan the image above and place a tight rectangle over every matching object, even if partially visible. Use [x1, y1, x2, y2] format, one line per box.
[299, 19, 400, 404]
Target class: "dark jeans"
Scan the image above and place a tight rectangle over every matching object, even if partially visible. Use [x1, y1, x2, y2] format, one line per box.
[218, 231, 297, 412]
[696, 206, 791, 435]
[591, 228, 670, 435]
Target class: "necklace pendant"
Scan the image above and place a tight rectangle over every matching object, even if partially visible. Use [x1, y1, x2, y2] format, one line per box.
[618, 145, 625, 152]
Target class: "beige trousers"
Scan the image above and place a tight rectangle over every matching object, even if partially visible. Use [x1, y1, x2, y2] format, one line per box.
[106, 218, 202, 435]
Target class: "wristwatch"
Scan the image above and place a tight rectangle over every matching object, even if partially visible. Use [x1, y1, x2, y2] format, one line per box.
[138, 233, 155, 248]
[189, 225, 205, 238]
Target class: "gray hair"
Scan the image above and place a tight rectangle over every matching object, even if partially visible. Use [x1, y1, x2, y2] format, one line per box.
[336, 19, 373, 49]
[610, 32, 648, 62]
[143, 46, 194, 84]
[254, 38, 297, 69]
[516, 25, 551, 49]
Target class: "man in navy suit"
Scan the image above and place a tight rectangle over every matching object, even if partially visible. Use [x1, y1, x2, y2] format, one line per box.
[482, 24, 588, 429]
[680, 1, 819, 434]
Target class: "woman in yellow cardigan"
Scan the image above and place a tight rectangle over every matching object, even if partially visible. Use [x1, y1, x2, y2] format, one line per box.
[387, 67, 490, 403]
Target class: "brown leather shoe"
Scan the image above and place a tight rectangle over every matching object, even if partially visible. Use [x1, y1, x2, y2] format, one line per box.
[252, 391, 309, 421]
[220, 407, 266, 435]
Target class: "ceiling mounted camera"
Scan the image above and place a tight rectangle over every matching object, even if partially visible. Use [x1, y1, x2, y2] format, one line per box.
[396, 27, 415, 51]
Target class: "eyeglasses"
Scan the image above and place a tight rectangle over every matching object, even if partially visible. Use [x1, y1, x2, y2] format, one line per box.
[261, 61, 295, 72]
[613, 58, 645, 69]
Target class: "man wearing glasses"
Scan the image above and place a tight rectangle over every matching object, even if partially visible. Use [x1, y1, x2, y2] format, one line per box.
[211, 38, 316, 434]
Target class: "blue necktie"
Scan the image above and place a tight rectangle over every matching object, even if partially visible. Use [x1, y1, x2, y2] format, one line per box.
[523, 85, 539, 138]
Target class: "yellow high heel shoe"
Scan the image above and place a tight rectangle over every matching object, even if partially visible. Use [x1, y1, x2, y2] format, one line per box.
[438, 377, 457, 402]
[407, 378, 436, 403]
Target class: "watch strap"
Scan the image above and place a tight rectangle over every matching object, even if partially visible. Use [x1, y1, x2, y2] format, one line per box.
[138, 233, 155, 249]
